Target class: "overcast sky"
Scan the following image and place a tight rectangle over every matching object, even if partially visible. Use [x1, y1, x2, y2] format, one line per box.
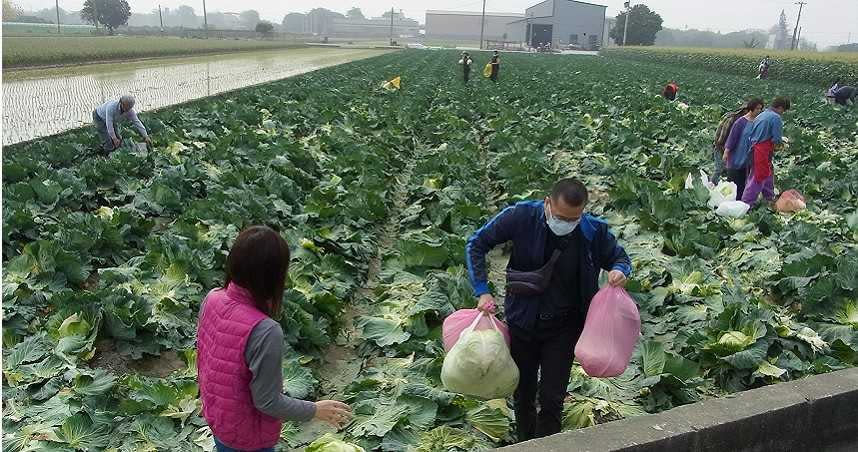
[18, 0, 858, 48]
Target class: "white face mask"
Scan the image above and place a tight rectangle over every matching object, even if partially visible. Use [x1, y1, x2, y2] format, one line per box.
[546, 202, 579, 236]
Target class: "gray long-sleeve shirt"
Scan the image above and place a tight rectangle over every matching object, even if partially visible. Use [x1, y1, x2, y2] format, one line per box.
[199, 298, 317, 422]
[95, 99, 149, 140]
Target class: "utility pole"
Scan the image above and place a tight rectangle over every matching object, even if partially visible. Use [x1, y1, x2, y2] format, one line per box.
[622, 1, 631, 46]
[526, 13, 532, 48]
[796, 26, 802, 49]
[158, 5, 164, 32]
[55, 0, 60, 34]
[790, 1, 806, 50]
[479, 0, 486, 50]
[202, 0, 208, 38]
[389, 7, 394, 45]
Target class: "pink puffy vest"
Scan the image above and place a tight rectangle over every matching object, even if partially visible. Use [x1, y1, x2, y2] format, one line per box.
[197, 283, 282, 450]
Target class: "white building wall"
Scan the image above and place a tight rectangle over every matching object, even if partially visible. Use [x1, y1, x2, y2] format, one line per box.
[524, 0, 606, 50]
[425, 11, 524, 40]
[552, 0, 606, 49]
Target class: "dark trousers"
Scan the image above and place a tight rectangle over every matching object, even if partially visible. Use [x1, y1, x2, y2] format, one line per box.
[510, 315, 584, 441]
[463, 70, 470, 83]
[93, 110, 121, 153]
[490, 66, 499, 82]
[725, 167, 748, 200]
[214, 437, 273, 452]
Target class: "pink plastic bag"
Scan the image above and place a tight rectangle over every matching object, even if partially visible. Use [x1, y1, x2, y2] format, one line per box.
[775, 189, 806, 213]
[574, 287, 641, 378]
[442, 309, 510, 352]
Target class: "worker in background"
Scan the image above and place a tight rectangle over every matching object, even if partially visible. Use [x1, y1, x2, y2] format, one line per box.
[825, 78, 841, 104]
[93, 95, 151, 154]
[459, 52, 473, 84]
[832, 85, 856, 108]
[742, 97, 791, 206]
[722, 98, 765, 198]
[490, 50, 501, 82]
[757, 56, 770, 79]
[711, 102, 749, 184]
[465, 178, 631, 442]
[662, 81, 679, 101]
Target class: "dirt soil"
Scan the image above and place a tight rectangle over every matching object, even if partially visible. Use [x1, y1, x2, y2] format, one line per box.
[289, 151, 419, 450]
[90, 339, 186, 378]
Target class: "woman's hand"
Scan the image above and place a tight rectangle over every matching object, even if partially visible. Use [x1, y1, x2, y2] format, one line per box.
[477, 294, 496, 314]
[314, 400, 352, 429]
[608, 270, 627, 288]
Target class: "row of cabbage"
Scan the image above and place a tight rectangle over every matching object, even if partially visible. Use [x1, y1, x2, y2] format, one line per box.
[602, 47, 857, 87]
[1, 51, 434, 451]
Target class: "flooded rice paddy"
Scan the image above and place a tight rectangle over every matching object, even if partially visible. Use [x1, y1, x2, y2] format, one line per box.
[2, 47, 390, 145]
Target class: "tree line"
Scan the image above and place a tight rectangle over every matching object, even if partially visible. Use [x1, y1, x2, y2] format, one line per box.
[607, 4, 819, 50]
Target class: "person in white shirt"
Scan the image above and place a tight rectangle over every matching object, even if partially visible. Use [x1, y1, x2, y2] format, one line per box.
[757, 56, 770, 79]
[93, 95, 151, 153]
[459, 52, 473, 84]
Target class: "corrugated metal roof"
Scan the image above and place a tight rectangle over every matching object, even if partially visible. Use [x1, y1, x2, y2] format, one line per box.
[425, 10, 525, 18]
[563, 0, 608, 9]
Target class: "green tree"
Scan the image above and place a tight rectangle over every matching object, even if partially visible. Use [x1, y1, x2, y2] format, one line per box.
[610, 4, 663, 46]
[255, 20, 274, 35]
[743, 37, 760, 49]
[3, 0, 23, 21]
[239, 10, 259, 30]
[175, 5, 197, 28]
[80, 0, 131, 34]
[282, 12, 306, 33]
[346, 7, 365, 20]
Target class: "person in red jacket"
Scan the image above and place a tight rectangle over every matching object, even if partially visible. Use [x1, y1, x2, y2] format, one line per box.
[662, 82, 679, 101]
[197, 226, 351, 452]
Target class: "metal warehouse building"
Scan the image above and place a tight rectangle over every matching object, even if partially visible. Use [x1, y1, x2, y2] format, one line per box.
[506, 0, 607, 50]
[425, 10, 524, 41]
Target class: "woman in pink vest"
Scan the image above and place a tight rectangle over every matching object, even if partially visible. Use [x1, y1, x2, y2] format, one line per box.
[198, 226, 351, 452]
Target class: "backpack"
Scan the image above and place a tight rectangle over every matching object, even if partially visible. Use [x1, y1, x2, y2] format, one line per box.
[713, 107, 745, 150]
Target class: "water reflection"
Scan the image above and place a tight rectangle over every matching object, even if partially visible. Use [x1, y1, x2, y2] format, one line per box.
[2, 48, 388, 145]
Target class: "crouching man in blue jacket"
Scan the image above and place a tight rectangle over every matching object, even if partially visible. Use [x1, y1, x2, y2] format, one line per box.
[465, 178, 631, 441]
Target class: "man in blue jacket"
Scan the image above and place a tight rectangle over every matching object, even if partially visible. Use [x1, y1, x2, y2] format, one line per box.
[465, 178, 631, 441]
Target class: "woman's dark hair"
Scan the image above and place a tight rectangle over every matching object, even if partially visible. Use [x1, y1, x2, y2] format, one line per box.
[225, 225, 290, 317]
[551, 178, 589, 207]
[744, 97, 764, 113]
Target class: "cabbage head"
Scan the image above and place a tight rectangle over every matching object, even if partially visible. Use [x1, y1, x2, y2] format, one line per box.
[441, 328, 519, 399]
[306, 433, 365, 452]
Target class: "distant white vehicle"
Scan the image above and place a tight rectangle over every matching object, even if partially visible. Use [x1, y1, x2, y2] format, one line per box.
[407, 43, 429, 49]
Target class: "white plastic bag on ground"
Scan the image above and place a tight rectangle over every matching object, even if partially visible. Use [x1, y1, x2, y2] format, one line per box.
[686, 169, 714, 190]
[441, 312, 519, 400]
[707, 181, 738, 209]
[716, 200, 750, 218]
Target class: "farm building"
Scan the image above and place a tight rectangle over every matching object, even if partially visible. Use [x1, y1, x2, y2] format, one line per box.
[283, 10, 419, 37]
[506, 0, 607, 50]
[425, 10, 525, 41]
[331, 14, 420, 37]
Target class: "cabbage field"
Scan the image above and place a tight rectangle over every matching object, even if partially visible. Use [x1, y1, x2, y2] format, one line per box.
[603, 47, 858, 87]
[3, 49, 858, 451]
